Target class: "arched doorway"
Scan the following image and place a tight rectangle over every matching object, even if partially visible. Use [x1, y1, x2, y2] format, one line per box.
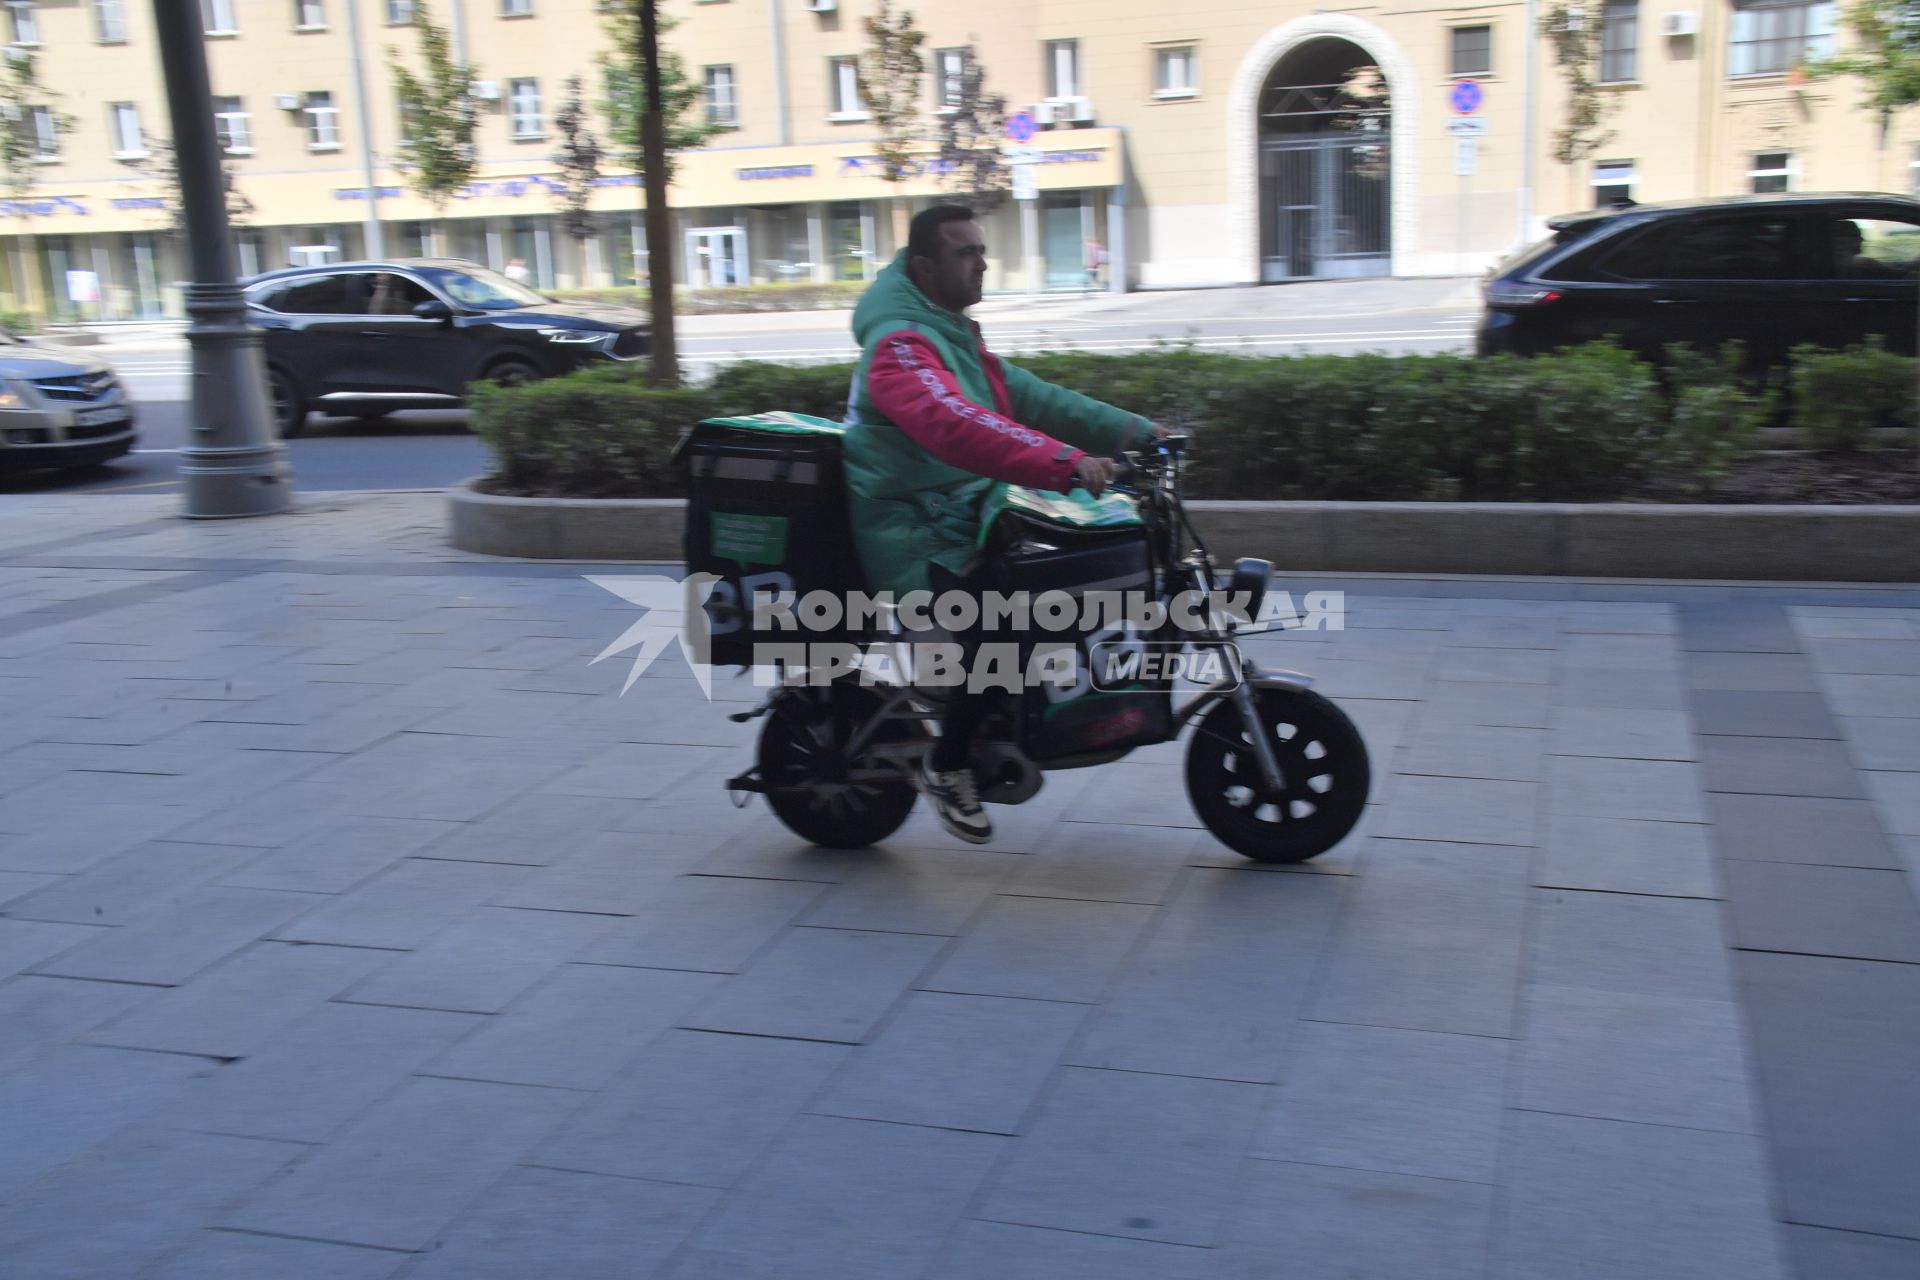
[1258, 39, 1392, 281]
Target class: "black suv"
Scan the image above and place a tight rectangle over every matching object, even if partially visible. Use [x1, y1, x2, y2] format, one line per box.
[244, 259, 649, 436]
[1477, 193, 1920, 370]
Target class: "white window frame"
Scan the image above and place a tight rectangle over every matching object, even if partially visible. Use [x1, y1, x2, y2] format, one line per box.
[828, 55, 865, 120]
[500, 0, 532, 16]
[201, 0, 236, 34]
[507, 77, 543, 138]
[304, 91, 340, 149]
[934, 47, 969, 111]
[1729, 0, 1834, 77]
[109, 101, 144, 157]
[1599, 0, 1637, 83]
[703, 64, 737, 127]
[1154, 45, 1197, 98]
[214, 96, 251, 154]
[28, 104, 57, 159]
[6, 1, 38, 46]
[94, 0, 127, 42]
[1450, 24, 1493, 77]
[1592, 159, 1635, 207]
[293, 0, 326, 29]
[1046, 39, 1079, 98]
[1748, 149, 1794, 192]
[386, 0, 415, 22]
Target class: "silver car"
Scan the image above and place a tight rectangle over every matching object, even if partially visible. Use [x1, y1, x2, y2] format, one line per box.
[0, 333, 138, 473]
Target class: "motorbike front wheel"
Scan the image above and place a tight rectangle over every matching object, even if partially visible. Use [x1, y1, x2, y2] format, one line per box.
[1186, 687, 1370, 864]
[759, 683, 918, 849]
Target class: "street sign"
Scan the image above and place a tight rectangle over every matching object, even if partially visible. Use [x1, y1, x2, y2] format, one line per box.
[1450, 79, 1483, 114]
[1006, 145, 1040, 165]
[1447, 118, 1486, 136]
[1005, 111, 1038, 143]
[1012, 164, 1037, 200]
[1453, 138, 1478, 176]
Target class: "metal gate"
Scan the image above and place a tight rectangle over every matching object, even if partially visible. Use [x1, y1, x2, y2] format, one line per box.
[1260, 135, 1390, 282]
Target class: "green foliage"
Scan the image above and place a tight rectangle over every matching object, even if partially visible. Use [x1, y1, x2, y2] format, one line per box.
[0, 49, 69, 206]
[1805, 0, 1920, 119]
[0, 309, 35, 335]
[1789, 339, 1917, 451]
[857, 0, 927, 185]
[936, 60, 1010, 211]
[550, 75, 604, 244]
[597, 0, 719, 184]
[388, 11, 479, 213]
[476, 343, 1849, 502]
[1541, 2, 1618, 167]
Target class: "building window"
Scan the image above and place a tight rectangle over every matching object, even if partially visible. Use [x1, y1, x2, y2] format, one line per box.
[386, 0, 415, 21]
[293, 0, 325, 28]
[829, 55, 863, 118]
[1749, 150, 1793, 192]
[704, 65, 737, 127]
[508, 77, 543, 137]
[1154, 45, 1197, 97]
[214, 96, 250, 153]
[1450, 25, 1492, 76]
[1729, 0, 1833, 76]
[28, 105, 57, 158]
[934, 46, 970, 110]
[200, 0, 236, 33]
[108, 101, 143, 156]
[6, 1, 37, 45]
[1046, 39, 1079, 98]
[1599, 0, 1637, 82]
[94, 0, 127, 42]
[304, 91, 339, 148]
[1593, 159, 1635, 207]
[500, 0, 531, 15]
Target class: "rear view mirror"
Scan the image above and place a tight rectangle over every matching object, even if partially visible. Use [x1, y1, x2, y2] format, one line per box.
[413, 299, 454, 321]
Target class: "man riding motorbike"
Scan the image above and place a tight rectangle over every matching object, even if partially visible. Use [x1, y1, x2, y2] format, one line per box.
[841, 204, 1160, 844]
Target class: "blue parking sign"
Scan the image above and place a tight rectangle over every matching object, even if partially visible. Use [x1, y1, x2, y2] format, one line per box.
[1450, 80, 1483, 114]
[1006, 111, 1038, 143]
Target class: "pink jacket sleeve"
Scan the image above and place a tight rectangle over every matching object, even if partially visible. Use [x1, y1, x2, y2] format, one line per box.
[867, 330, 1082, 491]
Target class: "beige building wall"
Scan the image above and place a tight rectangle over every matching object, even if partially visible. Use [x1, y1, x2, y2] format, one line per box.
[3, 0, 1915, 318]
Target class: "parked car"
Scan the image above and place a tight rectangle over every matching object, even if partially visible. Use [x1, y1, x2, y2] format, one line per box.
[1477, 193, 1920, 372]
[0, 331, 138, 474]
[243, 259, 649, 437]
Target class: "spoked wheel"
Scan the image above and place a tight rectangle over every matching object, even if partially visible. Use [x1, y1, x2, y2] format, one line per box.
[1186, 687, 1370, 863]
[759, 682, 917, 849]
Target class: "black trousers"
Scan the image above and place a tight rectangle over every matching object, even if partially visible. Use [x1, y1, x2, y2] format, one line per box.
[926, 562, 994, 773]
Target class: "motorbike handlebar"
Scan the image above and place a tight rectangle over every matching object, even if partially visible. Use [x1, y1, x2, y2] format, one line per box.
[1108, 432, 1190, 495]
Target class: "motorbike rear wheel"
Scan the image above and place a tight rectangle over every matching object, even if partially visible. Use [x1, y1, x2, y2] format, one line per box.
[759, 683, 918, 849]
[1186, 687, 1370, 863]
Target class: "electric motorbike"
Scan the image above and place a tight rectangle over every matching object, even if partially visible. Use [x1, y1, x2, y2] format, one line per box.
[717, 435, 1371, 864]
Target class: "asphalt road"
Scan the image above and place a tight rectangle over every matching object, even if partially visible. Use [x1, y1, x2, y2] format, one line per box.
[3, 286, 1479, 498]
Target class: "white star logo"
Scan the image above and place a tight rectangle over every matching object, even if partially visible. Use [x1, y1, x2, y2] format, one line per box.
[586, 572, 722, 699]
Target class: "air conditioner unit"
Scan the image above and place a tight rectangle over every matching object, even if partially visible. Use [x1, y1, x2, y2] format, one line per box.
[273, 93, 302, 111]
[1659, 10, 1699, 36]
[803, 0, 836, 12]
[469, 80, 501, 100]
[1032, 100, 1057, 125]
[1063, 95, 1095, 123]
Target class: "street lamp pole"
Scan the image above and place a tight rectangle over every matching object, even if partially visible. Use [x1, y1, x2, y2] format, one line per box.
[344, 0, 385, 258]
[151, 0, 291, 518]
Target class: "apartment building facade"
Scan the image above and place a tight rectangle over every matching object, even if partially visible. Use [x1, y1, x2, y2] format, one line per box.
[2, 0, 1913, 320]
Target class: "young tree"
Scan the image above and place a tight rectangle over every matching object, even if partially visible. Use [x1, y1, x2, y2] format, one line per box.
[1540, 2, 1617, 166]
[1806, 0, 1920, 124]
[596, 0, 718, 183]
[936, 61, 1009, 212]
[857, 0, 927, 185]
[550, 75, 604, 249]
[388, 9, 479, 231]
[123, 133, 255, 244]
[0, 49, 69, 319]
[1333, 64, 1391, 180]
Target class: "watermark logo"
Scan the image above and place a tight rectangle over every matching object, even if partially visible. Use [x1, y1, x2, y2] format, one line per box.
[586, 573, 720, 698]
[1090, 639, 1243, 691]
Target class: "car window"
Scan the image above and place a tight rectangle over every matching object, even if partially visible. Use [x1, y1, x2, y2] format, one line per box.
[269, 274, 358, 314]
[416, 265, 546, 311]
[363, 272, 437, 315]
[1822, 214, 1920, 280]
[1601, 215, 1807, 281]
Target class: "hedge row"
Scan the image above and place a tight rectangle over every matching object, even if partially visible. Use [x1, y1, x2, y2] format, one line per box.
[470, 342, 1916, 502]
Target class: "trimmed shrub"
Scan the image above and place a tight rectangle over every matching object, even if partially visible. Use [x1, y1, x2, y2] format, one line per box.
[1790, 340, 1916, 452]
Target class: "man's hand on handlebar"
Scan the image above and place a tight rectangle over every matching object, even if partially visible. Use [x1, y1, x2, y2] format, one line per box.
[1073, 455, 1118, 497]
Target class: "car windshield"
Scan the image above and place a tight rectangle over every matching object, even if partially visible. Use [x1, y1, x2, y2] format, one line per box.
[416, 265, 547, 310]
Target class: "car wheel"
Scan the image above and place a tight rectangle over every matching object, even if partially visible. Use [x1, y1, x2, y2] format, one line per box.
[267, 368, 308, 439]
[483, 358, 541, 388]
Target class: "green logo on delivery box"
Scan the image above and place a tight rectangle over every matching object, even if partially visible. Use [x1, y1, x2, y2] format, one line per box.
[710, 512, 788, 567]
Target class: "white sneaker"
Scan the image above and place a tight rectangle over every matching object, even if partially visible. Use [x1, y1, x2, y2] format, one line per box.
[917, 758, 993, 845]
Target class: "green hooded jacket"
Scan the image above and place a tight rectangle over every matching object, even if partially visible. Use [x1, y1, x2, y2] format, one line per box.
[840, 248, 1153, 598]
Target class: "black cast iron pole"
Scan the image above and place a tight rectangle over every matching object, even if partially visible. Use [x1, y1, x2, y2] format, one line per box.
[152, 0, 291, 517]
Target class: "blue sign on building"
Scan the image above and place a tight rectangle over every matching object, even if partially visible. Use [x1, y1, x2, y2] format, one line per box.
[1450, 79, 1483, 114]
[1005, 111, 1038, 143]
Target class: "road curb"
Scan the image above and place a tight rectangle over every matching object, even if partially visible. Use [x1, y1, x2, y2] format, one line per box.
[447, 482, 1920, 581]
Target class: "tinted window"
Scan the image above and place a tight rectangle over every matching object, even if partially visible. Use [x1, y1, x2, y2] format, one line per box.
[362, 272, 436, 314]
[1822, 213, 1920, 280]
[268, 273, 357, 313]
[1600, 215, 1806, 280]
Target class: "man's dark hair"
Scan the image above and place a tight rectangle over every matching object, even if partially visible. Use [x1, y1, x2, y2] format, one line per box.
[909, 205, 976, 261]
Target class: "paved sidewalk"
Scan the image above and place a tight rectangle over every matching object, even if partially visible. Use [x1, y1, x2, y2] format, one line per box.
[1, 490, 1917, 1279]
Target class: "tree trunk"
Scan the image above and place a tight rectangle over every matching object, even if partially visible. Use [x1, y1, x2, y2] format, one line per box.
[640, 0, 678, 387]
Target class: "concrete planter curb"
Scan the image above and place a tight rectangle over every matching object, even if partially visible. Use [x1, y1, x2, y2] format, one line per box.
[448, 481, 1920, 581]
